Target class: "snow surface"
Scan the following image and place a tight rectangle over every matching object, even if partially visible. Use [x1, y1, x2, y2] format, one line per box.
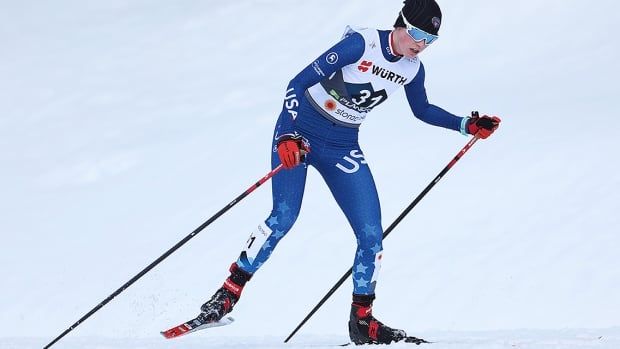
[3, 330, 620, 349]
[1, 0, 619, 348]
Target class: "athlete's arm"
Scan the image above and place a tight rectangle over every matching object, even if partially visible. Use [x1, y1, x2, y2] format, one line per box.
[404, 63, 467, 133]
[275, 31, 366, 139]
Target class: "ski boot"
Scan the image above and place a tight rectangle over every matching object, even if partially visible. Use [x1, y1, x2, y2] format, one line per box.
[348, 294, 408, 345]
[199, 263, 252, 323]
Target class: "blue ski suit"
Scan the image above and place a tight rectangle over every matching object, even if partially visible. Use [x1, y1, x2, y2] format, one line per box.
[235, 27, 468, 296]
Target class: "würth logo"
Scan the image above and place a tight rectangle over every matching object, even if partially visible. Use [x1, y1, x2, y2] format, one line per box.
[370, 65, 408, 85]
[357, 61, 407, 85]
[357, 60, 373, 72]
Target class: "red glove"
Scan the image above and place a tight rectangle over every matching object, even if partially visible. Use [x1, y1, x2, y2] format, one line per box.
[277, 136, 308, 169]
[467, 114, 501, 139]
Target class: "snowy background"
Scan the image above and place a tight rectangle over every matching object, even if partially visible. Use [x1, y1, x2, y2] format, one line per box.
[1, 0, 619, 348]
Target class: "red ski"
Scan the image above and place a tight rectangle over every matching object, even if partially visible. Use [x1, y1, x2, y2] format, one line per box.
[161, 315, 234, 339]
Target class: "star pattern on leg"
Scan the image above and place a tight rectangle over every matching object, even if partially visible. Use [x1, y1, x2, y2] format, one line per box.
[273, 229, 285, 239]
[371, 244, 382, 255]
[362, 224, 379, 237]
[261, 240, 272, 251]
[355, 277, 369, 288]
[355, 263, 368, 274]
[267, 216, 279, 227]
[357, 249, 364, 258]
[277, 201, 290, 214]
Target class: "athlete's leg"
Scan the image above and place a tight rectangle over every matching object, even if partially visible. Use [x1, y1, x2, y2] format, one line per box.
[314, 146, 383, 295]
[200, 137, 308, 321]
[235, 139, 308, 274]
[314, 145, 409, 344]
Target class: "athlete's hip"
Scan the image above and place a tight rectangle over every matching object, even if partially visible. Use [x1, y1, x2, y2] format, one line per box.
[294, 96, 360, 147]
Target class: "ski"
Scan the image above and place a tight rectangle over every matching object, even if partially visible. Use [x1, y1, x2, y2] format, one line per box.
[340, 336, 431, 346]
[160, 315, 234, 339]
[403, 336, 432, 344]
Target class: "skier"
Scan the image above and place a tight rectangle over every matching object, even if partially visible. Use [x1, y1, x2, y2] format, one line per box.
[199, 0, 500, 344]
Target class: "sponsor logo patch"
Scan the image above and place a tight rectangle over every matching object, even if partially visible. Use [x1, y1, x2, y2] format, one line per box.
[329, 89, 341, 99]
[312, 61, 325, 76]
[324, 100, 337, 111]
[326, 52, 339, 64]
[357, 60, 373, 72]
[370, 65, 408, 85]
[357, 61, 407, 84]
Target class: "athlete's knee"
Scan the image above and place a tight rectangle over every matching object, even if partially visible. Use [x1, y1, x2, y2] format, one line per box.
[354, 223, 383, 249]
[265, 204, 299, 233]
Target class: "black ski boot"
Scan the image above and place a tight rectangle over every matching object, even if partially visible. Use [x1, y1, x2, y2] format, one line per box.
[199, 263, 252, 323]
[348, 294, 407, 345]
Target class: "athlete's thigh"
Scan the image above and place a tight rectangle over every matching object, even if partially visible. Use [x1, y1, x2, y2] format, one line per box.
[269, 140, 308, 224]
[315, 145, 382, 236]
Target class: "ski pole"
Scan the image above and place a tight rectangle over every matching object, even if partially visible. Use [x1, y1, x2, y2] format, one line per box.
[284, 136, 480, 343]
[44, 164, 285, 349]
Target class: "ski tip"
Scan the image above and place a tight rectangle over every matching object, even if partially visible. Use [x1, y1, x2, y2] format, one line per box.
[160, 330, 176, 339]
[160, 327, 186, 339]
[404, 336, 432, 344]
[160, 316, 235, 339]
[160, 322, 194, 339]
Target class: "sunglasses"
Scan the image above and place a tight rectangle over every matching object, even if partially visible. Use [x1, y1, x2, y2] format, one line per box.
[400, 11, 439, 45]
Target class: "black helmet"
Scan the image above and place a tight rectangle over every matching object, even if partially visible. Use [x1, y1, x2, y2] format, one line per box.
[394, 0, 442, 35]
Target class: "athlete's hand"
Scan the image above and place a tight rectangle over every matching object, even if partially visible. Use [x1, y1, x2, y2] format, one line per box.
[277, 136, 308, 169]
[467, 113, 501, 139]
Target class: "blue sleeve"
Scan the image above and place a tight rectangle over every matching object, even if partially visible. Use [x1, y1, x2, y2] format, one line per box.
[275, 31, 365, 140]
[404, 63, 467, 133]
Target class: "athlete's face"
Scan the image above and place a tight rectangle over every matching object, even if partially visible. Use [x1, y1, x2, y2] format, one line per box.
[392, 27, 428, 59]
